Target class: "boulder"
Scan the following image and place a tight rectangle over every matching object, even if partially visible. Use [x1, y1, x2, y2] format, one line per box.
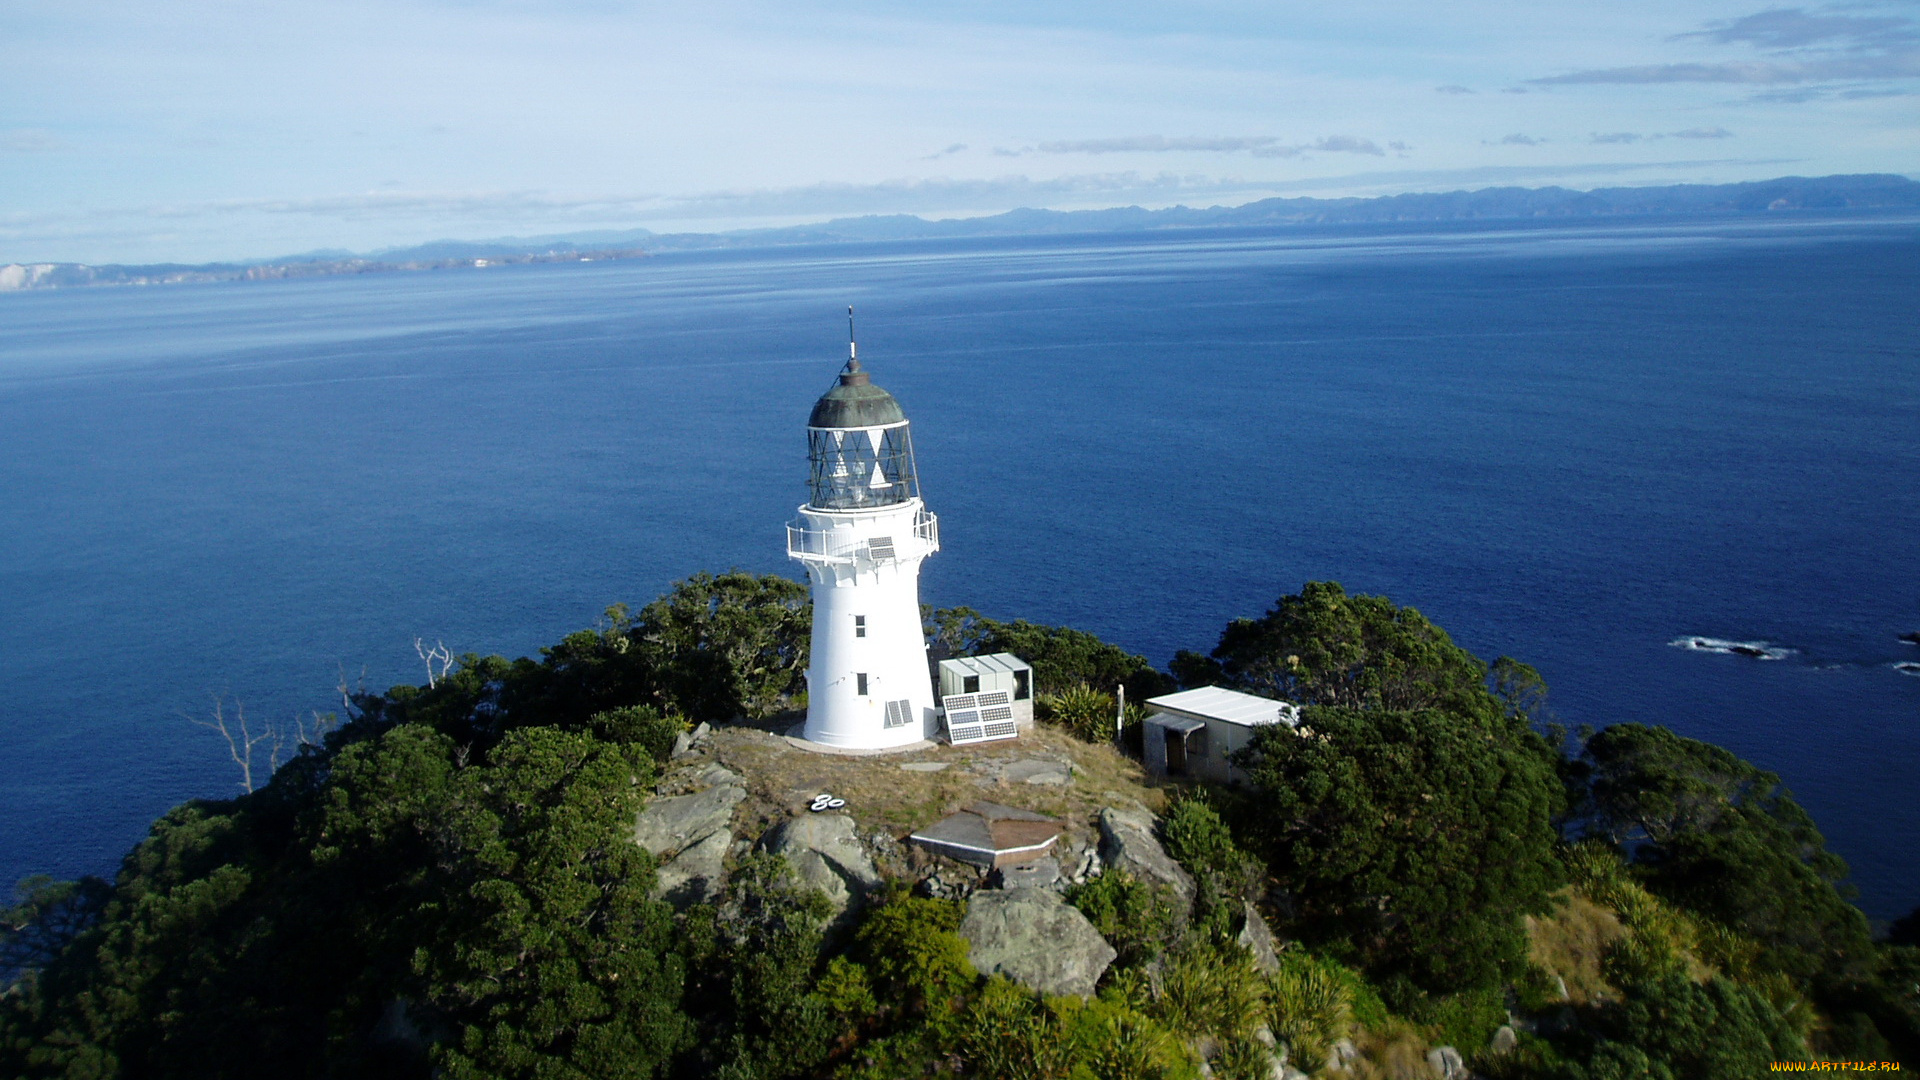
[656, 828, 731, 906]
[1489, 1024, 1518, 1055]
[1238, 900, 1282, 974]
[1098, 806, 1195, 909]
[1426, 1045, 1466, 1080]
[633, 783, 745, 856]
[959, 888, 1117, 998]
[991, 856, 1061, 890]
[760, 812, 883, 914]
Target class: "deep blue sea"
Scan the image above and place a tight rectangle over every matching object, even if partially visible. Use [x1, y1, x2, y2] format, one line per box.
[2, 215, 1917, 920]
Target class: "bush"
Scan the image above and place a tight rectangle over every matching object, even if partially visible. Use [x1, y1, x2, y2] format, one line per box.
[1038, 683, 1117, 743]
[589, 704, 686, 763]
[1264, 953, 1354, 1071]
[1065, 872, 1181, 967]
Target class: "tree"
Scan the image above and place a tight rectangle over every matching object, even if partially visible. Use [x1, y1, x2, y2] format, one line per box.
[1572, 723, 1871, 981]
[1235, 704, 1565, 994]
[632, 572, 810, 721]
[1176, 582, 1487, 713]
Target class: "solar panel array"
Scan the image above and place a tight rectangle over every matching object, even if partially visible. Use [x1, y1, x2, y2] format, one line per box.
[942, 689, 1018, 745]
[883, 698, 914, 729]
[866, 536, 896, 561]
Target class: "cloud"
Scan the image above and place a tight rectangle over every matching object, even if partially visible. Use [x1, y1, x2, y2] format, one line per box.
[922, 143, 968, 160]
[1308, 135, 1385, 156]
[1591, 132, 1643, 143]
[1034, 135, 1283, 154]
[1435, 84, 1474, 94]
[1672, 8, 1917, 50]
[1498, 133, 1546, 146]
[1531, 54, 1920, 84]
[1669, 126, 1734, 138]
[3, 128, 68, 153]
[1533, 5, 1920, 86]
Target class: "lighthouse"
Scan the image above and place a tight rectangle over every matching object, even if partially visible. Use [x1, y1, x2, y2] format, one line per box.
[787, 316, 940, 749]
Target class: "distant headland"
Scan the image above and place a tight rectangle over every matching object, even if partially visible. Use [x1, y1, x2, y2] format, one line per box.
[3, 172, 1916, 293]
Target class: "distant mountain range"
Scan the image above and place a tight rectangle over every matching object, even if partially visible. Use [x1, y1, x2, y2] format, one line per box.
[5, 173, 1916, 292]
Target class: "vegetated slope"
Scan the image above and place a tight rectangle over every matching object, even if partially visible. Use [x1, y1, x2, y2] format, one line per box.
[1, 575, 1914, 1080]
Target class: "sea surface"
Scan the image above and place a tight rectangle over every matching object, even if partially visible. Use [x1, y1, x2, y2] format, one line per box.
[2, 215, 1917, 920]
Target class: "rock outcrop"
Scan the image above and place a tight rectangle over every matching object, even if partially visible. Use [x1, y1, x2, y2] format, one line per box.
[1238, 899, 1282, 973]
[633, 761, 745, 907]
[759, 812, 883, 916]
[959, 888, 1116, 998]
[1097, 806, 1195, 909]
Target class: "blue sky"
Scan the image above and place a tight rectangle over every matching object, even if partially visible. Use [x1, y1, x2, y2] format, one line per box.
[3, 0, 1915, 263]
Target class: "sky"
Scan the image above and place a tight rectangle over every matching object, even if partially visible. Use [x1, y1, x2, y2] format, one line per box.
[2, 0, 1916, 264]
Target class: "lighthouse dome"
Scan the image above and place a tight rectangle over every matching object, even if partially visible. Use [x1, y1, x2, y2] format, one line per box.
[808, 360, 906, 429]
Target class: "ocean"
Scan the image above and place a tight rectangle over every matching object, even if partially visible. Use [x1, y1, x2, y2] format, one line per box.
[2, 214, 1916, 920]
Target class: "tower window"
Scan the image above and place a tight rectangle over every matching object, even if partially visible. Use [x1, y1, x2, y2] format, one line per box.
[854, 615, 866, 638]
[856, 673, 868, 696]
[963, 674, 980, 694]
[1013, 670, 1030, 701]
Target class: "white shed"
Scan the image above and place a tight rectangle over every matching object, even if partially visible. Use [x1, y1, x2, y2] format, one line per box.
[1142, 686, 1300, 785]
[937, 653, 1035, 733]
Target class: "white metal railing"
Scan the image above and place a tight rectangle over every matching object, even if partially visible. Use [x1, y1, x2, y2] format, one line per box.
[787, 509, 940, 565]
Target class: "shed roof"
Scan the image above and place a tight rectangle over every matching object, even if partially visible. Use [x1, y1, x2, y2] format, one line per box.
[938, 653, 1032, 677]
[1144, 686, 1299, 728]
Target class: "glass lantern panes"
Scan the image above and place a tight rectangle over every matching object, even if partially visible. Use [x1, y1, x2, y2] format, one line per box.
[807, 424, 920, 510]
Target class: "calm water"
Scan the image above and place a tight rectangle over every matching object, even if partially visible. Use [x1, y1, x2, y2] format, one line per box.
[2, 216, 1917, 920]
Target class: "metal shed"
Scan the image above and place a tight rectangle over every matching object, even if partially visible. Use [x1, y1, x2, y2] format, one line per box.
[937, 653, 1035, 735]
[1141, 686, 1300, 785]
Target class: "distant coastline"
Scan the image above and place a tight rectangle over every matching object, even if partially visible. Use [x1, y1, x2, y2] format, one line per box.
[4, 172, 1917, 293]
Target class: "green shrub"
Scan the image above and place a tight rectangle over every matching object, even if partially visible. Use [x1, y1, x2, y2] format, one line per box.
[1065, 872, 1180, 966]
[1152, 943, 1268, 1044]
[1039, 683, 1118, 743]
[588, 704, 686, 762]
[1264, 953, 1355, 1071]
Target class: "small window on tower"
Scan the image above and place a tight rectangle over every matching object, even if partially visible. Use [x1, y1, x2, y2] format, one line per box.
[856, 673, 868, 696]
[855, 615, 866, 638]
[1013, 670, 1030, 701]
[963, 674, 980, 694]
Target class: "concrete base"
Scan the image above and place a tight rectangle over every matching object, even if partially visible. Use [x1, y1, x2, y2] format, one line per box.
[783, 724, 937, 757]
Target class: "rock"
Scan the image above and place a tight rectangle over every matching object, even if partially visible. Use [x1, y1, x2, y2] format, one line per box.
[958, 888, 1117, 998]
[1280, 1067, 1309, 1080]
[1001, 759, 1073, 786]
[900, 761, 950, 772]
[663, 761, 742, 793]
[1098, 806, 1195, 909]
[633, 783, 745, 856]
[1427, 1045, 1466, 1079]
[656, 828, 730, 906]
[1238, 900, 1282, 973]
[1329, 1039, 1359, 1067]
[1489, 1024, 1518, 1055]
[670, 730, 694, 759]
[760, 812, 883, 914]
[690, 721, 712, 743]
[991, 857, 1061, 890]
[1554, 974, 1570, 1002]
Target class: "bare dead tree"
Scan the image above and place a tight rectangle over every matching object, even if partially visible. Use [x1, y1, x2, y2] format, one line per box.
[414, 637, 455, 689]
[190, 694, 273, 794]
[337, 662, 369, 718]
[191, 695, 344, 793]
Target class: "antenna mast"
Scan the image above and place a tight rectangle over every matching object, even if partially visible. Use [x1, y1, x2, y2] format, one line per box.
[847, 305, 858, 368]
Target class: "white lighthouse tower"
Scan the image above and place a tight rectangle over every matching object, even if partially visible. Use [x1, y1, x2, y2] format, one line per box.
[787, 317, 940, 749]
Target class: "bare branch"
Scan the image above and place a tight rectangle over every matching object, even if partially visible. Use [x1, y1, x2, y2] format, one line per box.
[414, 637, 455, 689]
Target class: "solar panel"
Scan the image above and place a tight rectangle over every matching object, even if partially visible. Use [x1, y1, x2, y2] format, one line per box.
[942, 691, 1018, 745]
[883, 699, 914, 729]
[867, 536, 896, 560]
